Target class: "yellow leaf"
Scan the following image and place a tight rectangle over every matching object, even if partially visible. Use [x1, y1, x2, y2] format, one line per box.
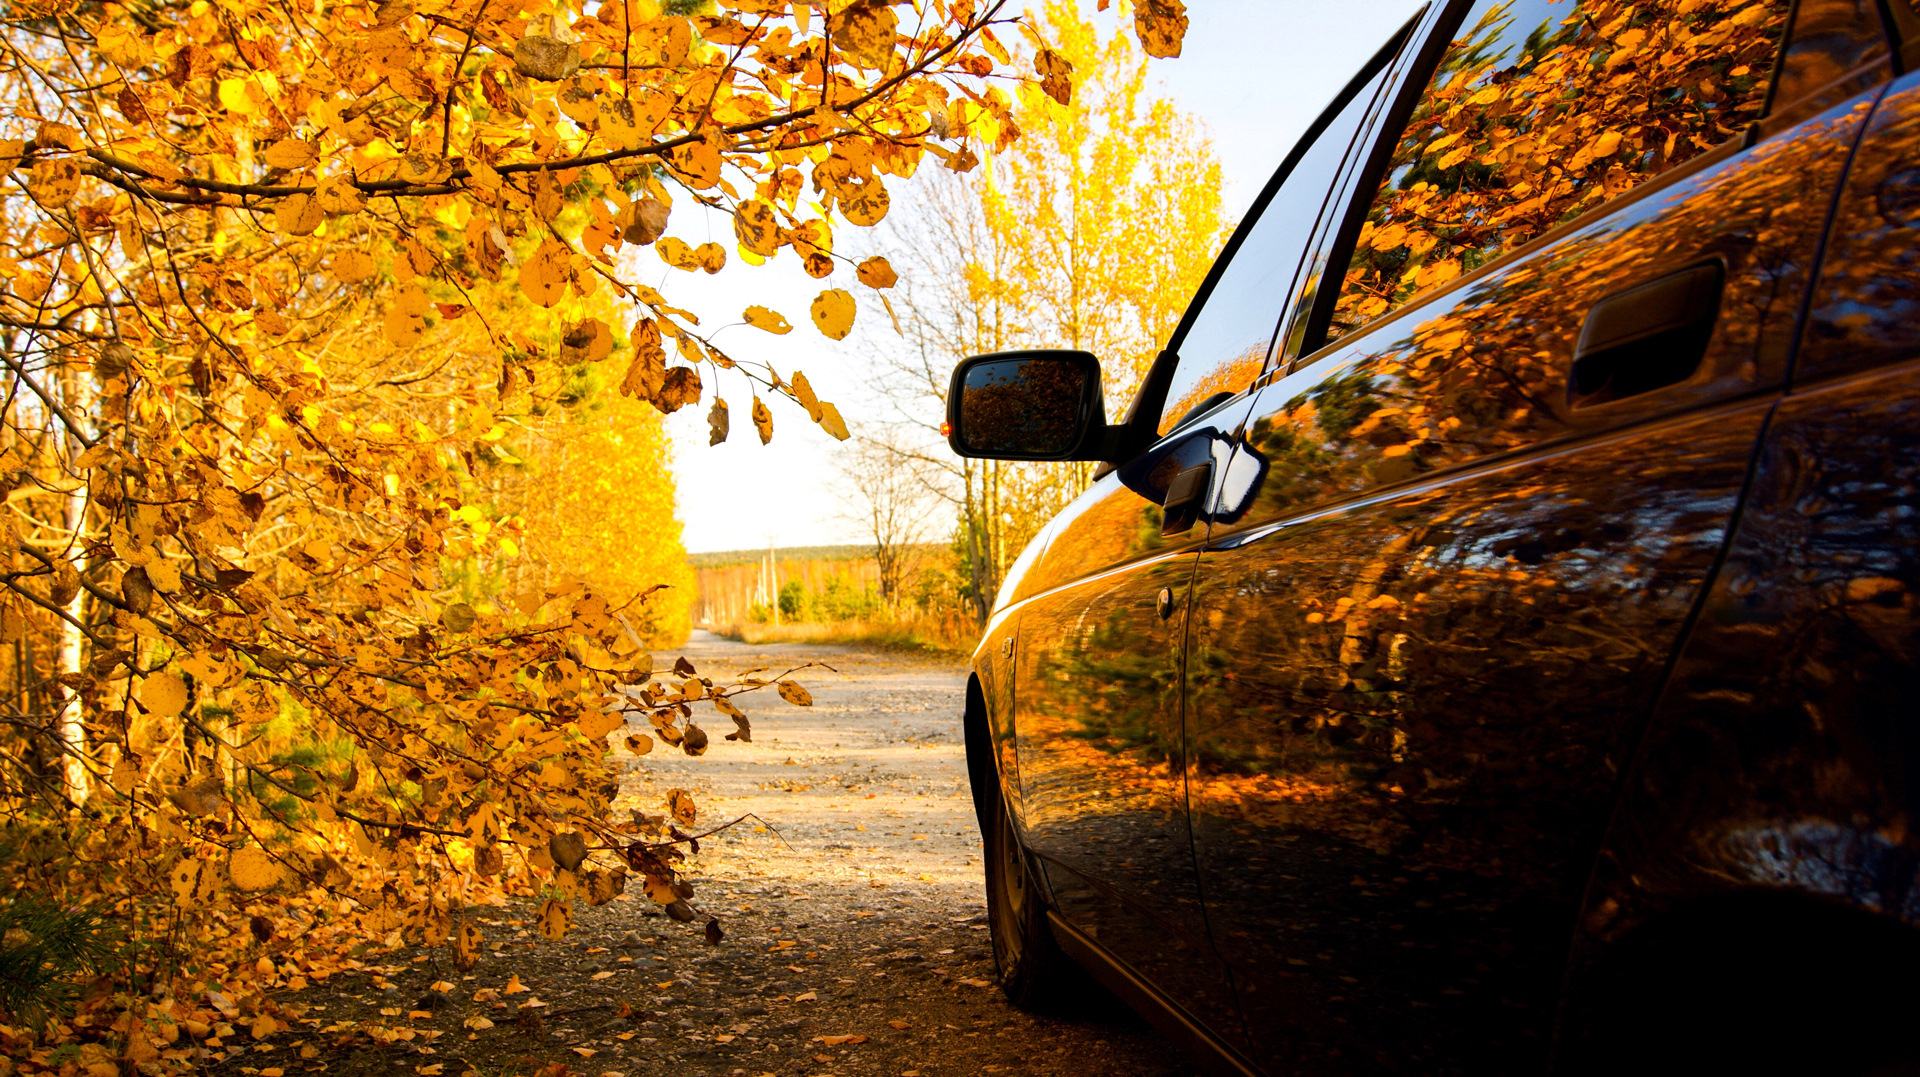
[1589, 130, 1623, 159]
[667, 787, 697, 824]
[856, 256, 897, 289]
[275, 192, 323, 236]
[818, 401, 849, 441]
[314, 174, 365, 216]
[1134, 0, 1188, 58]
[743, 305, 792, 334]
[333, 249, 378, 282]
[707, 398, 729, 446]
[218, 78, 258, 114]
[671, 138, 721, 189]
[230, 846, 285, 892]
[29, 158, 81, 210]
[777, 680, 813, 706]
[537, 896, 573, 940]
[138, 673, 187, 718]
[810, 289, 856, 340]
[734, 199, 782, 257]
[752, 396, 773, 444]
[521, 239, 572, 307]
[693, 242, 727, 273]
[790, 371, 823, 421]
[263, 138, 317, 171]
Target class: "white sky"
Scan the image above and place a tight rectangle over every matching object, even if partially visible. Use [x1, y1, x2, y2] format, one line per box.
[662, 0, 1424, 554]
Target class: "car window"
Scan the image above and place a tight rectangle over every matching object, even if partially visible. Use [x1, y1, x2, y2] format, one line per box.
[1155, 43, 1404, 439]
[1326, 0, 1793, 342]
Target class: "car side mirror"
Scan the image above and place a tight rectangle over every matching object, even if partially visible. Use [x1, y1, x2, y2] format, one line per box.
[945, 350, 1108, 460]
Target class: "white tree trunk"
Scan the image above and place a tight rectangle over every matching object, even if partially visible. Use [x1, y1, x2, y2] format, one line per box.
[55, 480, 86, 804]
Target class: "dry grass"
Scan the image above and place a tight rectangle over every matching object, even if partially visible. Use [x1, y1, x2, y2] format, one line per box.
[707, 614, 977, 656]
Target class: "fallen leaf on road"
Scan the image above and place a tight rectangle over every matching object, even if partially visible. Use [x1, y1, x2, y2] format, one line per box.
[793, 991, 818, 1002]
[591, 971, 615, 980]
[379, 1007, 402, 1017]
[463, 1016, 494, 1030]
[889, 1020, 910, 1030]
[417, 1067, 443, 1076]
[818, 1034, 868, 1046]
[472, 988, 499, 1002]
[786, 965, 805, 973]
[571, 1047, 596, 1058]
[408, 1010, 434, 1020]
[655, 980, 676, 989]
[958, 978, 993, 988]
[814, 1055, 834, 1064]
[430, 980, 455, 992]
[503, 974, 529, 995]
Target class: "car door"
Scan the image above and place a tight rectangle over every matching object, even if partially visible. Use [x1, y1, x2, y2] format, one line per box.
[1008, 21, 1421, 1050]
[1181, 0, 1886, 1071]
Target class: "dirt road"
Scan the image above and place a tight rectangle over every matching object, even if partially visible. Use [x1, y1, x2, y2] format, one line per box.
[258, 633, 1203, 1077]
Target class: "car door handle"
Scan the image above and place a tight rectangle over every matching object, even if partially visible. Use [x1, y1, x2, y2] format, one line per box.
[1160, 461, 1212, 536]
[1569, 261, 1724, 408]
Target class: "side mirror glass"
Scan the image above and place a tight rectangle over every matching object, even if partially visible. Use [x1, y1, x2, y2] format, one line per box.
[946, 350, 1102, 460]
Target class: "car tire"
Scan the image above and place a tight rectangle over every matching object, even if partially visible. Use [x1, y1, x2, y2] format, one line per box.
[984, 787, 1085, 1011]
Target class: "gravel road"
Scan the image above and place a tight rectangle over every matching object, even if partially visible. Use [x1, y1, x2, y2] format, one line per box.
[248, 632, 1203, 1077]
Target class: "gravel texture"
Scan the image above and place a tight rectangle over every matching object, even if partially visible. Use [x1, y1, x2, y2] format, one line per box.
[226, 631, 1203, 1077]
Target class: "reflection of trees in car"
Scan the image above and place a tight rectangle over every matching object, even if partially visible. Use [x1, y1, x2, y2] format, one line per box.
[1158, 350, 1268, 436]
[965, 360, 1089, 454]
[1334, 0, 1791, 336]
[1237, 99, 1867, 526]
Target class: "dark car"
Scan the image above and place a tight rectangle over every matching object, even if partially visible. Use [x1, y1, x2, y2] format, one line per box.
[943, 0, 1920, 1073]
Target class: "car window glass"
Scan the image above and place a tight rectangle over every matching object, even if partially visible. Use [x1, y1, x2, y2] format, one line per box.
[1156, 58, 1400, 438]
[1327, 0, 1792, 341]
[1769, 0, 1888, 111]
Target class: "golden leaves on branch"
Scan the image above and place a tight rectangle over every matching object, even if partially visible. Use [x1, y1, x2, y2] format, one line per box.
[857, 256, 898, 289]
[707, 398, 730, 446]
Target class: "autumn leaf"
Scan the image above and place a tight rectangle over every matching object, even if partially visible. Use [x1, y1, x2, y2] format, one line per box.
[263, 138, 318, 171]
[810, 289, 857, 339]
[229, 847, 284, 892]
[791, 371, 824, 421]
[830, 0, 899, 68]
[734, 200, 782, 257]
[521, 239, 573, 307]
[667, 787, 698, 825]
[537, 897, 573, 940]
[777, 680, 813, 706]
[752, 396, 774, 444]
[1037, 49, 1074, 106]
[857, 256, 898, 289]
[818, 402, 850, 441]
[743, 306, 793, 334]
[707, 398, 730, 446]
[1135, 0, 1189, 58]
[138, 673, 187, 718]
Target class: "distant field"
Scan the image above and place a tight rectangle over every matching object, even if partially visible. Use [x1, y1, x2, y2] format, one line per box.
[686, 543, 944, 569]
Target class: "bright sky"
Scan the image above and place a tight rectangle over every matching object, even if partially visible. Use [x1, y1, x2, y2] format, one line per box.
[664, 0, 1425, 554]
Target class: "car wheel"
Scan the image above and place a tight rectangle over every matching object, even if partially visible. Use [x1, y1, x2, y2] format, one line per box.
[984, 788, 1084, 1010]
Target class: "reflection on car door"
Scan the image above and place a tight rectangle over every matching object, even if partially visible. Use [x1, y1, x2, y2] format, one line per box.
[1009, 23, 1419, 1049]
[1182, 0, 1883, 1070]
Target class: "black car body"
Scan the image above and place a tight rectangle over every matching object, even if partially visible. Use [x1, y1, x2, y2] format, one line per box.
[946, 0, 1920, 1073]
